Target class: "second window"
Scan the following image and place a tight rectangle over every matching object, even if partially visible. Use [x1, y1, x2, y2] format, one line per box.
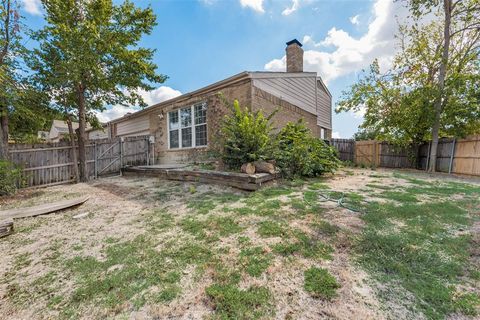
[169, 103, 207, 149]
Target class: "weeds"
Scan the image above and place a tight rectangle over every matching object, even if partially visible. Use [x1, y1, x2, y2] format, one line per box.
[257, 220, 289, 238]
[358, 194, 479, 318]
[272, 230, 333, 260]
[205, 284, 273, 319]
[239, 247, 273, 277]
[304, 267, 340, 299]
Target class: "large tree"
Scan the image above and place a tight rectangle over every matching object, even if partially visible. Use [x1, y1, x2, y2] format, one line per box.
[409, 0, 480, 171]
[337, 2, 480, 170]
[0, 0, 21, 159]
[30, 0, 166, 181]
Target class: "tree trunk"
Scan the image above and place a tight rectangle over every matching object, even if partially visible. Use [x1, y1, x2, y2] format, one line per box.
[66, 116, 80, 183]
[253, 160, 276, 174]
[0, 107, 9, 161]
[428, 0, 452, 173]
[76, 84, 88, 182]
[241, 163, 256, 175]
[0, 0, 11, 161]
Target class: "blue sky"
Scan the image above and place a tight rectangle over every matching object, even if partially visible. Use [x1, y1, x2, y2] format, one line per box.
[21, 0, 406, 138]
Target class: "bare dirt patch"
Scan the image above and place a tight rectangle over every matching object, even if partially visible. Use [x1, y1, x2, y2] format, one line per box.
[1, 168, 478, 319]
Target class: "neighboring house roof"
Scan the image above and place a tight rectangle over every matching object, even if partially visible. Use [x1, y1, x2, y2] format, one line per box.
[86, 122, 109, 133]
[48, 120, 92, 141]
[111, 71, 320, 124]
[51, 120, 80, 134]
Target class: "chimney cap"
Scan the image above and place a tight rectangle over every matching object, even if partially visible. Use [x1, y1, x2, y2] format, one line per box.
[286, 39, 303, 47]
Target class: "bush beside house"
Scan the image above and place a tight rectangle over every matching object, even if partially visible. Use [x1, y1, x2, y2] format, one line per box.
[219, 99, 340, 178]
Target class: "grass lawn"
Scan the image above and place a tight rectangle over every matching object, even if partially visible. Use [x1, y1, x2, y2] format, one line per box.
[0, 168, 479, 319]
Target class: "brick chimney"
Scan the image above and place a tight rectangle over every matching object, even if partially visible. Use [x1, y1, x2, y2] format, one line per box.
[286, 39, 303, 73]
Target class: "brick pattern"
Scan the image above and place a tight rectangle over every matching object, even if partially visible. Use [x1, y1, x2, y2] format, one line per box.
[147, 80, 252, 164]
[133, 77, 329, 164]
[286, 43, 303, 73]
[252, 87, 321, 137]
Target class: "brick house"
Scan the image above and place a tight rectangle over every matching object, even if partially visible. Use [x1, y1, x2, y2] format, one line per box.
[110, 39, 332, 164]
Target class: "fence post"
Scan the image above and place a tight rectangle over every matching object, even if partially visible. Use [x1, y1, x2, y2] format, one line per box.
[426, 141, 431, 171]
[448, 138, 456, 174]
[94, 141, 97, 179]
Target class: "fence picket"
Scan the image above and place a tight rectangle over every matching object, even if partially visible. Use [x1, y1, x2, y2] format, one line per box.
[331, 135, 480, 176]
[8, 135, 151, 188]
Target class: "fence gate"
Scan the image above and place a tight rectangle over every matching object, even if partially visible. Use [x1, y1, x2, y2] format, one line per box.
[93, 136, 151, 178]
[355, 140, 379, 167]
[94, 139, 122, 177]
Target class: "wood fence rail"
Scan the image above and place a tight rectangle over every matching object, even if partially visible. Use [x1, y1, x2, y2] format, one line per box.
[331, 135, 480, 177]
[9, 135, 152, 188]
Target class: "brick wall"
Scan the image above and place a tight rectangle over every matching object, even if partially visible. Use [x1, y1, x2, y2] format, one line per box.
[116, 77, 330, 164]
[147, 79, 252, 164]
[251, 86, 320, 137]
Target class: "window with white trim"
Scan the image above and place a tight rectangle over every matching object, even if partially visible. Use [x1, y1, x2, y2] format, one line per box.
[168, 103, 207, 149]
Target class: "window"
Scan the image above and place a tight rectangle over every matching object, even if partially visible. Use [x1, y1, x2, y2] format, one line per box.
[194, 103, 207, 146]
[320, 128, 325, 140]
[180, 108, 192, 148]
[168, 103, 207, 149]
[168, 111, 179, 148]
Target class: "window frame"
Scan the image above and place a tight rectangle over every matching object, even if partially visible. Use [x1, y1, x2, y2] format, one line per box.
[167, 102, 207, 150]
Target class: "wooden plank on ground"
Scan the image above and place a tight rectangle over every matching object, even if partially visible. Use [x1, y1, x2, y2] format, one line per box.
[0, 196, 89, 220]
[122, 166, 277, 190]
[0, 219, 14, 238]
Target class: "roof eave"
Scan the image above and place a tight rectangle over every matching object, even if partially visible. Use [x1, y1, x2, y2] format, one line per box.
[110, 71, 251, 124]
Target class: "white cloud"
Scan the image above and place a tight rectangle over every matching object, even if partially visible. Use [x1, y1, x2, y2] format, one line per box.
[282, 0, 300, 16]
[136, 86, 182, 107]
[21, 0, 42, 15]
[199, 0, 217, 5]
[302, 35, 321, 47]
[240, 0, 265, 13]
[351, 104, 367, 119]
[96, 105, 140, 123]
[349, 14, 360, 25]
[264, 56, 286, 71]
[265, 0, 407, 83]
[96, 86, 182, 122]
[332, 131, 341, 139]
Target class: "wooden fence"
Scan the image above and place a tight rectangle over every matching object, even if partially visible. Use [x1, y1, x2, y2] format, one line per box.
[9, 135, 152, 187]
[330, 139, 355, 162]
[331, 135, 480, 176]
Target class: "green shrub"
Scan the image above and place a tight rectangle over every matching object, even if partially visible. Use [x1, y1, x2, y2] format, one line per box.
[0, 160, 23, 196]
[274, 121, 340, 178]
[220, 99, 276, 169]
[304, 267, 340, 299]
